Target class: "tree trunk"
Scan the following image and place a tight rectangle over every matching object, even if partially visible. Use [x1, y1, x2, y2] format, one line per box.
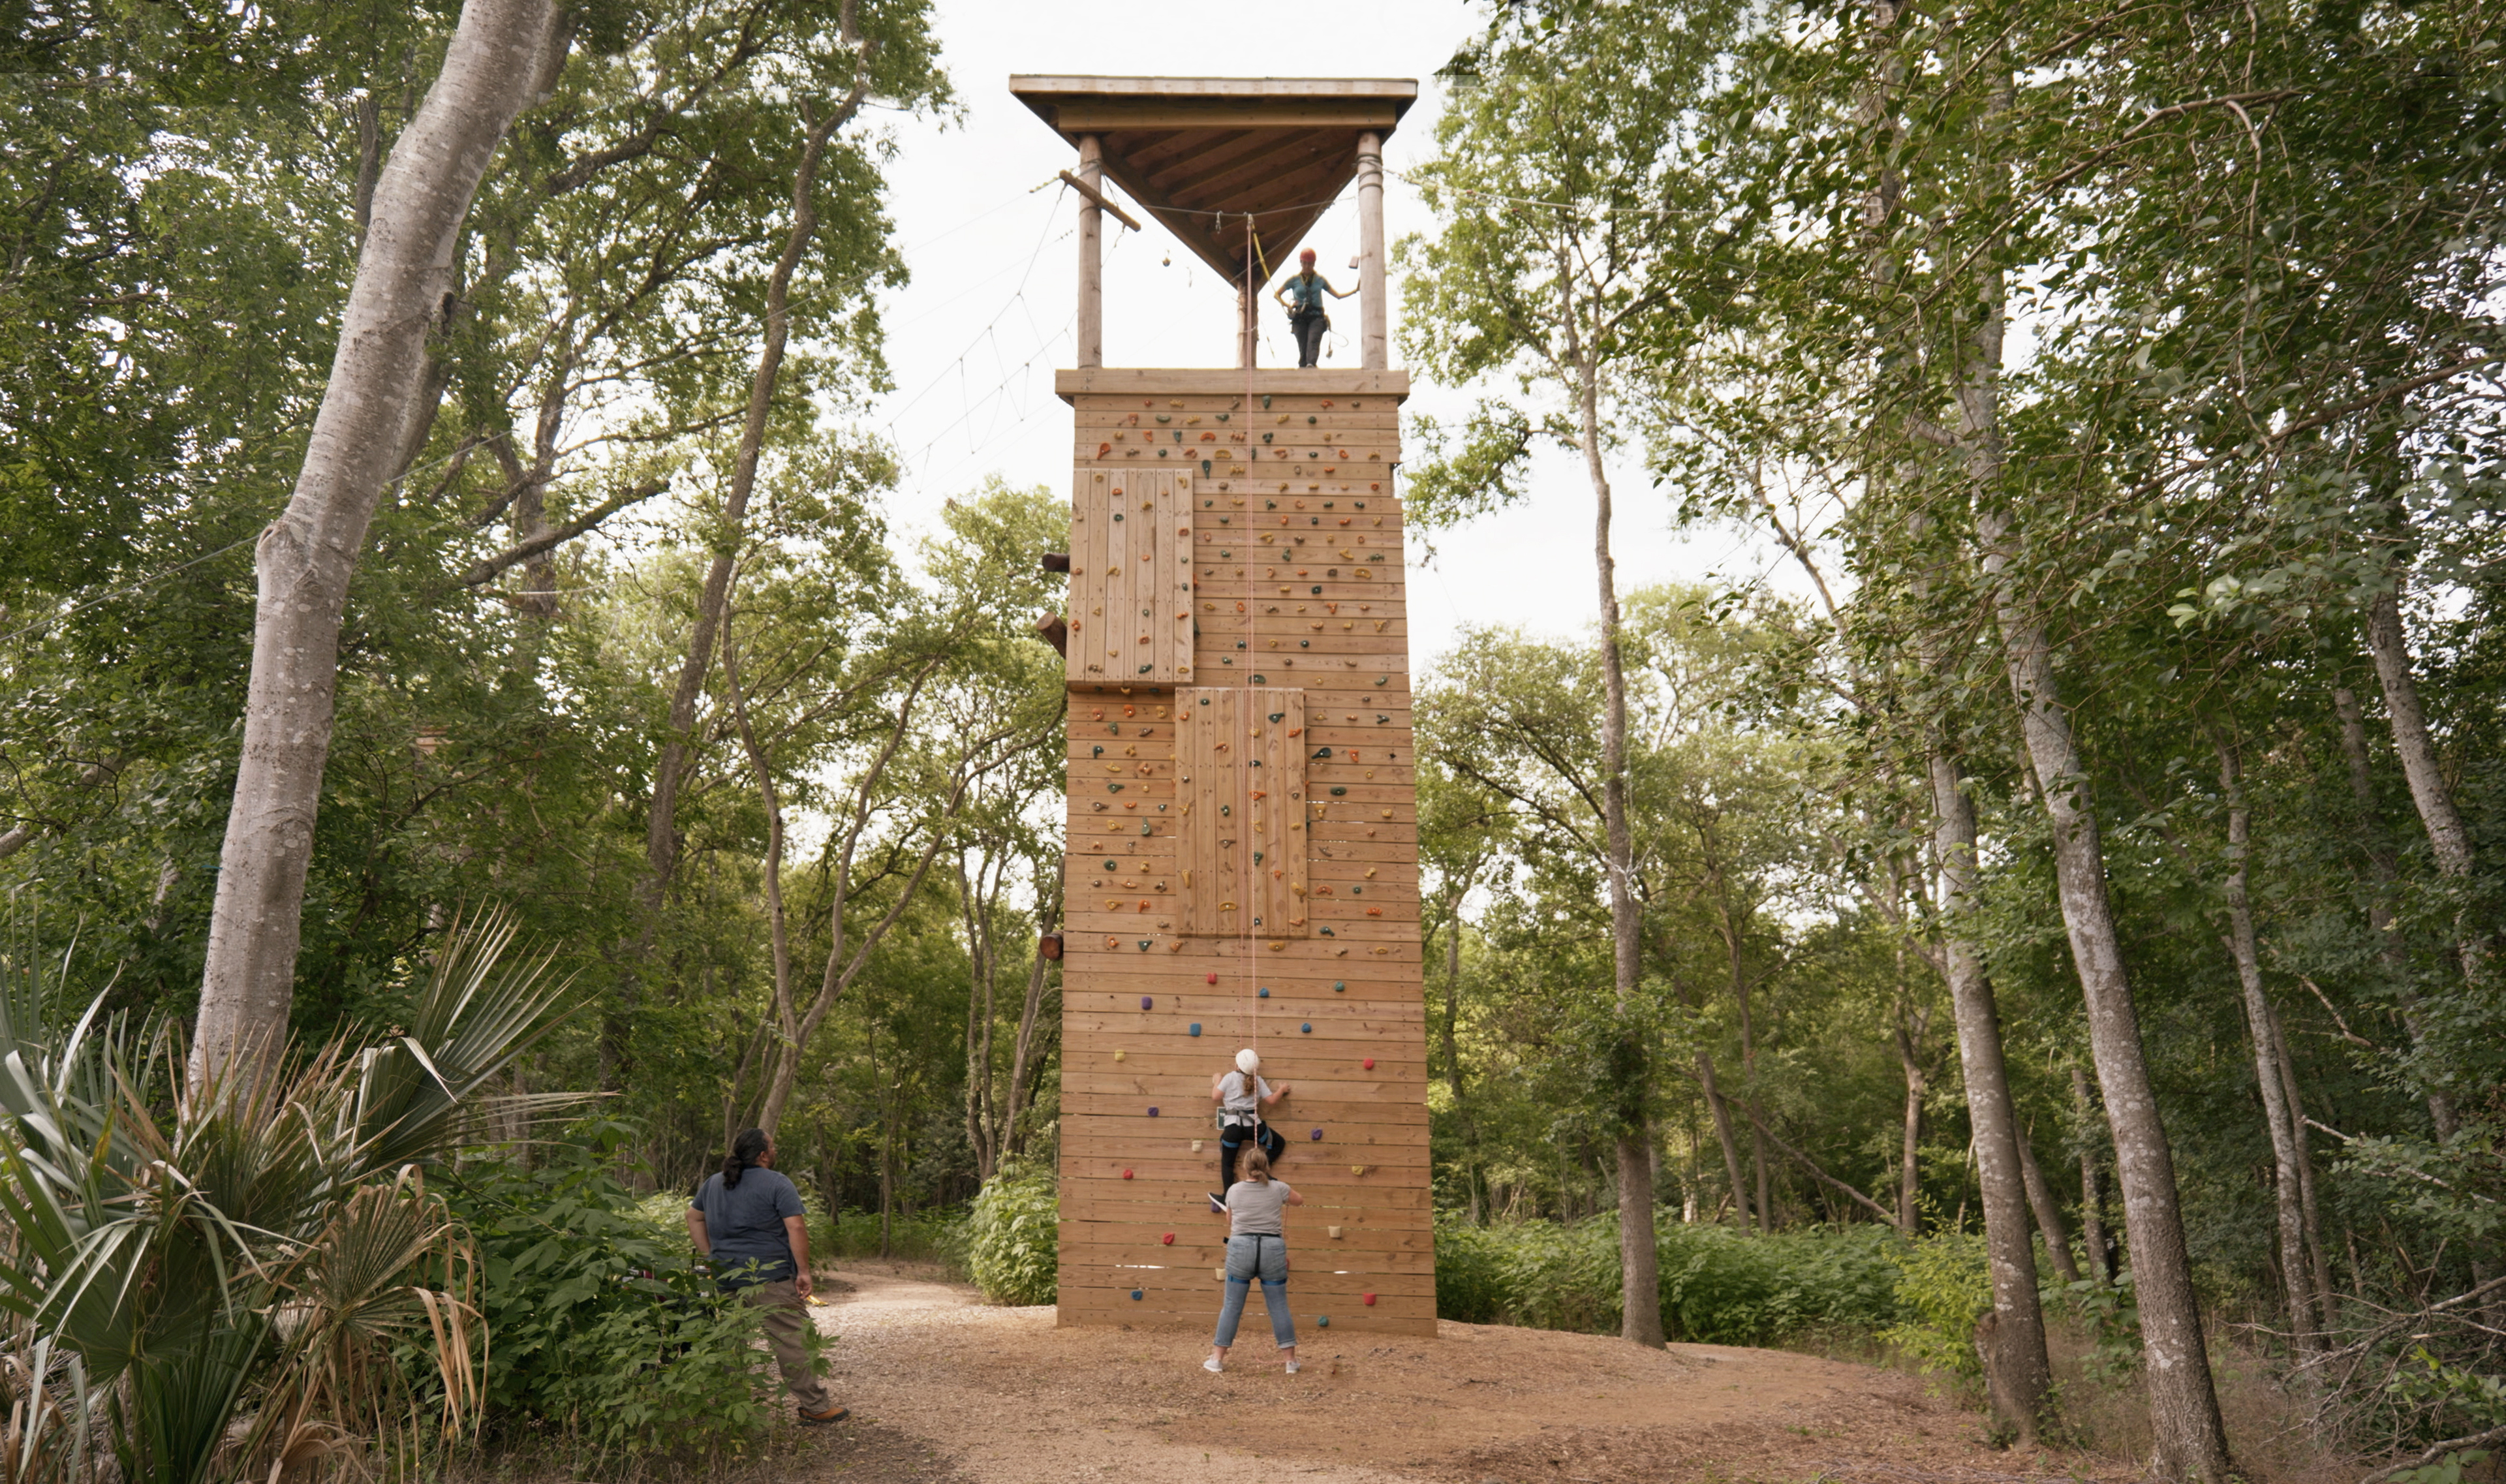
[2330, 684, 2459, 1140]
[2071, 1064, 2113, 1284]
[1000, 871, 1060, 1162]
[2216, 741, 2320, 1357]
[1575, 346, 1663, 1349]
[1895, 1028, 1925, 1237]
[2363, 590, 2474, 879]
[1699, 1048, 1750, 1228]
[2016, 1124, 2082, 1286]
[1442, 884, 1477, 1219]
[720, 595, 794, 1134]
[2264, 1001, 2338, 1327]
[192, 0, 567, 1092]
[1928, 750, 2055, 1444]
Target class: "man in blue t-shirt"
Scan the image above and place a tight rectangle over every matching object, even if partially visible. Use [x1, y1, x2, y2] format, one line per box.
[1273, 247, 1357, 367]
[688, 1128, 846, 1425]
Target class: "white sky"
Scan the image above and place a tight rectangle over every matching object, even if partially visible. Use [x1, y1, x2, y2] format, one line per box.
[862, 0, 1793, 663]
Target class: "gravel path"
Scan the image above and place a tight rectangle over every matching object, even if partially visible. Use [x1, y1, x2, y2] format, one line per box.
[804, 1264, 2125, 1484]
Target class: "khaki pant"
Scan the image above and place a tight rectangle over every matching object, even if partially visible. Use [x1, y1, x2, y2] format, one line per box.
[735, 1279, 833, 1413]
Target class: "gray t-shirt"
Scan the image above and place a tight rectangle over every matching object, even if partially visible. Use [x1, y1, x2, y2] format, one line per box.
[690, 1167, 804, 1286]
[1226, 1178, 1293, 1237]
[1218, 1070, 1271, 1124]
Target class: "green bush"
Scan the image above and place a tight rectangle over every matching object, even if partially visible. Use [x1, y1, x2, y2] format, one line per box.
[445, 1122, 797, 1458]
[823, 1205, 972, 1275]
[1879, 1229, 1991, 1375]
[967, 1164, 1059, 1305]
[1432, 1212, 1910, 1346]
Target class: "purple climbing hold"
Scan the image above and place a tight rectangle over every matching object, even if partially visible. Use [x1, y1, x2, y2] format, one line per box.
[1149, 1106, 1160, 1117]
[1310, 1128, 1323, 1141]
[1141, 995, 1154, 1010]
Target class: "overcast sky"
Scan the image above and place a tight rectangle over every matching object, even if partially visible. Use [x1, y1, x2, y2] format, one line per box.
[862, 0, 1791, 663]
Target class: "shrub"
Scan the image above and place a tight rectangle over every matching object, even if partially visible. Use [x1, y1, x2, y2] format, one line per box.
[967, 1163, 1059, 1305]
[1431, 1213, 1910, 1346]
[1878, 1229, 1992, 1376]
[446, 1121, 796, 1458]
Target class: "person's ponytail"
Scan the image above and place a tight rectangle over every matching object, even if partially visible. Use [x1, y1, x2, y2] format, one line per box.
[723, 1127, 770, 1189]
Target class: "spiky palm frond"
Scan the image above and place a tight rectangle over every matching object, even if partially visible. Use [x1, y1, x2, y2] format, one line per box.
[0, 906, 583, 1484]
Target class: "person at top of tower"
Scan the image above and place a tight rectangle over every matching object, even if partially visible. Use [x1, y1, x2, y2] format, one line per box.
[1273, 247, 1355, 368]
[1207, 1046, 1290, 1211]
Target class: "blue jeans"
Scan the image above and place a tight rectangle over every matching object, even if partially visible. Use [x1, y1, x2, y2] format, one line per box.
[1214, 1233, 1296, 1349]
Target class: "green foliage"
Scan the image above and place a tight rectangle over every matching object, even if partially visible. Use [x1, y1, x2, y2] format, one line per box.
[1878, 1232, 1991, 1378]
[966, 1164, 1059, 1306]
[446, 1123, 785, 1459]
[1434, 1215, 1908, 1346]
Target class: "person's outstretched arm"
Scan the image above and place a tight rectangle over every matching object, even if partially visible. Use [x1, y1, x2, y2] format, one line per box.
[1211, 1070, 1229, 1102]
[1260, 1079, 1291, 1106]
[1328, 277, 1359, 300]
[1284, 1185, 1305, 1207]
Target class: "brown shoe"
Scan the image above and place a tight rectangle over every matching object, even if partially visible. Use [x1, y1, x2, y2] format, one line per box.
[797, 1404, 850, 1427]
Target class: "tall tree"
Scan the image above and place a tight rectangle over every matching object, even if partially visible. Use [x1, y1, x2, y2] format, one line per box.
[193, 0, 569, 1089]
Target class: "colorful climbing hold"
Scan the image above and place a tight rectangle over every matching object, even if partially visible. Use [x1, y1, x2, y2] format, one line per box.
[1299, 1022, 1312, 1033]
[1363, 1293, 1378, 1306]
[1207, 972, 1218, 985]
[1188, 1023, 1201, 1036]
[1333, 981, 1346, 991]
[1309, 1128, 1323, 1141]
[1148, 1107, 1160, 1117]
[1131, 1289, 1143, 1301]
[1141, 995, 1154, 1010]
[1121, 1168, 1134, 1180]
[1258, 986, 1269, 998]
[1162, 1233, 1175, 1245]
[1363, 1057, 1376, 1071]
[1316, 1315, 1330, 1328]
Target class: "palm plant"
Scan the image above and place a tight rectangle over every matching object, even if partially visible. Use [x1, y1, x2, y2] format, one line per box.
[0, 907, 580, 1484]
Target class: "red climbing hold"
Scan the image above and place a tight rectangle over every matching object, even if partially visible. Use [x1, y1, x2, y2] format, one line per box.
[1121, 1168, 1134, 1180]
[1363, 1057, 1376, 1070]
[1207, 972, 1218, 984]
[1161, 1232, 1175, 1245]
[1362, 1292, 1377, 1306]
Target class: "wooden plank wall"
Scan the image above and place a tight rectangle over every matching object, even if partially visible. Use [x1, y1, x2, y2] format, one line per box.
[1059, 379, 1429, 1335]
[1176, 686, 1307, 938]
[1066, 467, 1192, 684]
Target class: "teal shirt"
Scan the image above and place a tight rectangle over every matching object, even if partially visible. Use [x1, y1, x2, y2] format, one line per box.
[1280, 271, 1337, 314]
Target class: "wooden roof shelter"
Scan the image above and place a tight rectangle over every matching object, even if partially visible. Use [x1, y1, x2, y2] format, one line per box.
[1010, 76, 1417, 285]
[1011, 76, 1417, 368]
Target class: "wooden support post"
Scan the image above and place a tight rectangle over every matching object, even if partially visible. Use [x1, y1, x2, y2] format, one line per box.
[1237, 281, 1256, 369]
[1076, 134, 1104, 368]
[1356, 131, 1387, 370]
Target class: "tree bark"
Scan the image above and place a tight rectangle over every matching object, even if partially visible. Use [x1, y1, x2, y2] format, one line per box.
[1575, 344, 1663, 1348]
[191, 0, 567, 1092]
[1699, 1048, 1750, 1228]
[2216, 741, 2320, 1357]
[1895, 1017, 1925, 1237]
[2016, 1124, 2082, 1286]
[2264, 1000, 2338, 1325]
[2071, 1064, 2113, 1284]
[2330, 684, 2460, 1140]
[1928, 750, 2055, 1445]
[1001, 869, 1060, 1162]
[2363, 590, 2473, 878]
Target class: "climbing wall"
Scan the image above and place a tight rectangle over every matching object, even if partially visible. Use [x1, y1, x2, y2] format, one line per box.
[1055, 368, 1432, 1336]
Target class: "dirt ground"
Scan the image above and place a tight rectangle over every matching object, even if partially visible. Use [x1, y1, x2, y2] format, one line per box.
[778, 1261, 2131, 1484]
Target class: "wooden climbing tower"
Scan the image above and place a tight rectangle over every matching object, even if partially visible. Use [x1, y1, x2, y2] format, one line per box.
[1014, 76, 1434, 1336]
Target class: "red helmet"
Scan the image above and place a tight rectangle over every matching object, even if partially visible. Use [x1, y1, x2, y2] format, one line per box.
[1298, 247, 1317, 263]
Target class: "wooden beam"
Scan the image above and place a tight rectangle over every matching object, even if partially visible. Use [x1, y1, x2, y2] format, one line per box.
[1058, 169, 1142, 231]
[1049, 102, 1403, 132]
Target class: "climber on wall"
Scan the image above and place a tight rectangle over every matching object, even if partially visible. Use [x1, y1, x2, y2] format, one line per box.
[1272, 246, 1356, 367]
[1207, 1046, 1290, 1211]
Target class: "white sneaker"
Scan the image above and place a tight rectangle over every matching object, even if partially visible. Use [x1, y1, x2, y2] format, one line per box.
[1284, 1359, 1301, 1374]
[1203, 1356, 1224, 1374]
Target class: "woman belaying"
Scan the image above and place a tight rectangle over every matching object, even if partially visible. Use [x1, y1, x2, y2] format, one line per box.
[1205, 1145, 1304, 1374]
[686, 1127, 849, 1425]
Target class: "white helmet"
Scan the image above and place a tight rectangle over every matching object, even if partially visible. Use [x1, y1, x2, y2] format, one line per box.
[1235, 1048, 1261, 1075]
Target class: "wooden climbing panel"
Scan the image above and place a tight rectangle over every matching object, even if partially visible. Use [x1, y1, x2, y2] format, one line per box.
[1067, 467, 1194, 685]
[1054, 368, 1431, 1337]
[1176, 686, 1307, 940]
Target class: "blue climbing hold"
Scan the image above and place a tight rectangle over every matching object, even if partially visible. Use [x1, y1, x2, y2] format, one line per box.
[1316, 1314, 1330, 1328]
[1188, 1023, 1201, 1036]
[1258, 986, 1269, 998]
[1300, 1022, 1312, 1034]
[1334, 982, 1346, 992]
[1131, 1289, 1144, 1301]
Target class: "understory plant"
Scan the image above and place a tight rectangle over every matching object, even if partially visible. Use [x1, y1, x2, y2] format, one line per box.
[966, 1162, 1057, 1306]
[0, 908, 576, 1484]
